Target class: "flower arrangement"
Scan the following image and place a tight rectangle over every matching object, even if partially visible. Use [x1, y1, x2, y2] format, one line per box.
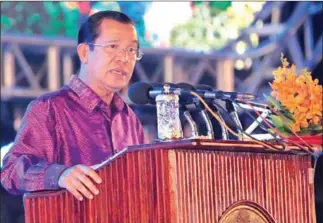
[265, 55, 322, 137]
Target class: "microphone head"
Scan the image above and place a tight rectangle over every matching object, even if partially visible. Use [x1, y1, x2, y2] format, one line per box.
[149, 83, 164, 104]
[196, 84, 213, 92]
[176, 82, 196, 91]
[176, 82, 196, 104]
[151, 82, 163, 88]
[164, 82, 177, 88]
[195, 84, 214, 106]
[128, 82, 153, 105]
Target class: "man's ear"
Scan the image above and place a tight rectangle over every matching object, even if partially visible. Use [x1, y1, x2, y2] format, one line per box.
[77, 43, 89, 63]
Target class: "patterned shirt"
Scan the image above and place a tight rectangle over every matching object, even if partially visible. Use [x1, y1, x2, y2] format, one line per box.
[1, 75, 147, 194]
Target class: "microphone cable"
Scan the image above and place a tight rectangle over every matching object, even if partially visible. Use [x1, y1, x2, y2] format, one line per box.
[207, 93, 314, 154]
[211, 99, 292, 152]
[236, 96, 315, 154]
[188, 90, 304, 152]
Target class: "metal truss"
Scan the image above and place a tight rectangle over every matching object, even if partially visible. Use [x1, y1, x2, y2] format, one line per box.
[0, 37, 234, 103]
[222, 1, 323, 94]
[1, 1, 322, 102]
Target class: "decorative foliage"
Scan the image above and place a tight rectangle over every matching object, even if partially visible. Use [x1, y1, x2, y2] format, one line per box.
[192, 1, 231, 16]
[265, 55, 322, 136]
[0, 1, 151, 47]
[1, 2, 80, 37]
[169, 2, 265, 51]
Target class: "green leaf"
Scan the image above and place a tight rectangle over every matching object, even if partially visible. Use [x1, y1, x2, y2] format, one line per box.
[271, 115, 283, 127]
[193, 2, 204, 6]
[263, 94, 295, 122]
[27, 14, 40, 26]
[309, 125, 323, 131]
[271, 115, 293, 136]
[297, 129, 323, 136]
[1, 16, 12, 27]
[296, 124, 323, 136]
[43, 2, 60, 18]
[279, 109, 294, 121]
[263, 94, 283, 110]
[210, 2, 231, 11]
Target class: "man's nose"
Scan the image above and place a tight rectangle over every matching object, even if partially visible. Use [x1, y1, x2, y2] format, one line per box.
[116, 48, 129, 63]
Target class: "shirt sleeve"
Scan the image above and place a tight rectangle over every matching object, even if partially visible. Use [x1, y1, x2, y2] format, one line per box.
[1, 99, 68, 195]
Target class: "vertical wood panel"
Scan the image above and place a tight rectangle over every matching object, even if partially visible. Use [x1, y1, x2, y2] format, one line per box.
[23, 146, 315, 223]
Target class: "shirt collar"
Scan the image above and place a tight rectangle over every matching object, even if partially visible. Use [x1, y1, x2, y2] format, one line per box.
[68, 75, 129, 115]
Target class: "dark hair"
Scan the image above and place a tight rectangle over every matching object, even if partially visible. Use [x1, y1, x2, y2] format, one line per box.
[77, 10, 135, 45]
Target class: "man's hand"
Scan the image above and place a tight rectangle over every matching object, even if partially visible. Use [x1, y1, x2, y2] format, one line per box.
[58, 165, 102, 201]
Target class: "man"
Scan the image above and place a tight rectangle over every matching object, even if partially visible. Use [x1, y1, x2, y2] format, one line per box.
[1, 11, 147, 202]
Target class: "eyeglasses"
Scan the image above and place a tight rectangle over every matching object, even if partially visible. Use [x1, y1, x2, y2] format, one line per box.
[87, 42, 144, 61]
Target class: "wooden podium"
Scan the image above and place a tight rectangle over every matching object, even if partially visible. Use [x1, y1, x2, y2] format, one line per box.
[24, 140, 316, 223]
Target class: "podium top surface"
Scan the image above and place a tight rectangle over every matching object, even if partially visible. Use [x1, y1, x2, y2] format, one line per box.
[88, 139, 314, 171]
[128, 139, 313, 154]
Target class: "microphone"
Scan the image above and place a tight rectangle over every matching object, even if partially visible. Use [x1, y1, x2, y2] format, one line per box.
[149, 82, 163, 104]
[196, 84, 257, 101]
[128, 82, 256, 106]
[128, 82, 153, 105]
[195, 84, 213, 92]
[175, 82, 197, 104]
[128, 82, 192, 105]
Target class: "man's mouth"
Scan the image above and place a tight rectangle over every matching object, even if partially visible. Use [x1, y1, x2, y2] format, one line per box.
[110, 69, 126, 76]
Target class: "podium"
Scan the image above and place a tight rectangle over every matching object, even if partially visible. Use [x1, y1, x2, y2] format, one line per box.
[24, 140, 316, 223]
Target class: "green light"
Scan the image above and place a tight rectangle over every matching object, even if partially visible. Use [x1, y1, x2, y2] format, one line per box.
[1, 16, 12, 27]
[15, 3, 24, 12]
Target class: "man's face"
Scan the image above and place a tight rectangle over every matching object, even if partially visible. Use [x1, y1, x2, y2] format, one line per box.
[86, 19, 138, 93]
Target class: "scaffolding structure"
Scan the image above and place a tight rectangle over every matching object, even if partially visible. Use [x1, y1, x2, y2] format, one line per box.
[1, 2, 322, 103]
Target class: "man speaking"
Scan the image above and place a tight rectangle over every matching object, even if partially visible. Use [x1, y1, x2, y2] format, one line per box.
[1, 10, 147, 201]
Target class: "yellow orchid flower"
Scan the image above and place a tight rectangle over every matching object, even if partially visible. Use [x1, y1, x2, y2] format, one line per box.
[269, 55, 322, 133]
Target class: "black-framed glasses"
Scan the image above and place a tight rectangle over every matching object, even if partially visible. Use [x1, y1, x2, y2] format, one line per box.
[87, 42, 144, 60]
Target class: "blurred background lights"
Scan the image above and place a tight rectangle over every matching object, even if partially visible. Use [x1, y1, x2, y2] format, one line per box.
[255, 19, 264, 28]
[234, 59, 245, 70]
[250, 33, 259, 47]
[236, 41, 247, 55]
[245, 57, 253, 69]
[144, 2, 192, 47]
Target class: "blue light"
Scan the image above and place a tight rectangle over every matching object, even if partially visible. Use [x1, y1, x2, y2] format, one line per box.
[0, 142, 13, 169]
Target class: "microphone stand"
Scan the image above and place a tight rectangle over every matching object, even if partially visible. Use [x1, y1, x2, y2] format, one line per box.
[209, 101, 229, 140]
[195, 84, 231, 140]
[181, 102, 214, 139]
[182, 110, 199, 138]
[192, 98, 215, 140]
[225, 99, 244, 140]
[199, 109, 214, 139]
[179, 102, 199, 139]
